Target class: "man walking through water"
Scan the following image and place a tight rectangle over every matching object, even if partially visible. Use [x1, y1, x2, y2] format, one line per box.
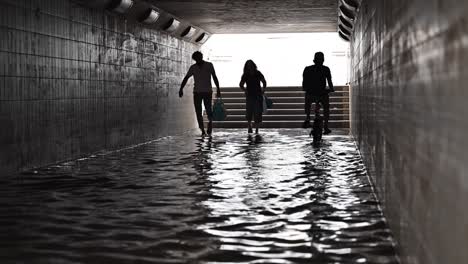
[179, 51, 221, 136]
[302, 52, 334, 134]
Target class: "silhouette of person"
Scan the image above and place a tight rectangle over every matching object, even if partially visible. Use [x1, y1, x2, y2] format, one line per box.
[302, 52, 334, 134]
[239, 60, 267, 134]
[179, 51, 221, 136]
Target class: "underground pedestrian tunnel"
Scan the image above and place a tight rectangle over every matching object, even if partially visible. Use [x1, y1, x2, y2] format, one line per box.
[1, 0, 467, 263]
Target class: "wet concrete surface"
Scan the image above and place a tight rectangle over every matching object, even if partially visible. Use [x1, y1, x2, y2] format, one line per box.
[0, 129, 398, 264]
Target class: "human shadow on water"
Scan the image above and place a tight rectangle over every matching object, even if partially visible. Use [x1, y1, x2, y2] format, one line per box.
[247, 134, 263, 145]
[191, 136, 215, 182]
[245, 134, 264, 176]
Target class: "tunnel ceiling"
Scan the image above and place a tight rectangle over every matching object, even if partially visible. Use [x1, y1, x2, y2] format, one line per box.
[148, 0, 338, 34]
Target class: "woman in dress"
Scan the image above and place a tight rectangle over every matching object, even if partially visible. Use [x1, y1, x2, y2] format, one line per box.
[239, 60, 267, 134]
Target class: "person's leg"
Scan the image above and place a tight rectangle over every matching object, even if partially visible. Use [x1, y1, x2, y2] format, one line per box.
[254, 96, 263, 134]
[202, 92, 213, 134]
[247, 122, 253, 133]
[304, 93, 312, 120]
[246, 97, 254, 133]
[311, 97, 322, 138]
[322, 95, 331, 134]
[314, 97, 321, 118]
[303, 93, 312, 128]
[193, 93, 205, 135]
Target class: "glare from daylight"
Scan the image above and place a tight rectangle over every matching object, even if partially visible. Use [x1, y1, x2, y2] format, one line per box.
[202, 33, 350, 87]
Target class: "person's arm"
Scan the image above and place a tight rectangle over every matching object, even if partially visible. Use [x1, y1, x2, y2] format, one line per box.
[211, 63, 221, 97]
[179, 67, 193, 97]
[326, 67, 334, 93]
[260, 73, 267, 94]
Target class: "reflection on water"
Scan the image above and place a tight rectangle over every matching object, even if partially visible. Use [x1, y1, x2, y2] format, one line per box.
[0, 129, 398, 264]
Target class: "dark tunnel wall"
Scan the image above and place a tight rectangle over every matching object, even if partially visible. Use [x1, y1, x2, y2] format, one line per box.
[0, 0, 199, 174]
[350, 0, 468, 263]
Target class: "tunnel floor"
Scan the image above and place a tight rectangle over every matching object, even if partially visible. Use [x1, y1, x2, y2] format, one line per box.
[0, 129, 398, 264]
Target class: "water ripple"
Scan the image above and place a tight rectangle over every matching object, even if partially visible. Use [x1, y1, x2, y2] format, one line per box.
[0, 129, 398, 264]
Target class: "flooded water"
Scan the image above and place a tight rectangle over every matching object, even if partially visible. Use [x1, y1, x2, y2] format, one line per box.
[0, 129, 398, 264]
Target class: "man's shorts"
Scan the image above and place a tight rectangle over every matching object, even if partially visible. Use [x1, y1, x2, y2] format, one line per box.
[305, 93, 330, 107]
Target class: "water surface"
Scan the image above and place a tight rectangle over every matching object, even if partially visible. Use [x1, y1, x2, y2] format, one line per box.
[0, 129, 398, 264]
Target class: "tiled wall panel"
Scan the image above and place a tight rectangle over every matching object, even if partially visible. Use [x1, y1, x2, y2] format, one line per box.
[350, 0, 468, 263]
[0, 0, 199, 174]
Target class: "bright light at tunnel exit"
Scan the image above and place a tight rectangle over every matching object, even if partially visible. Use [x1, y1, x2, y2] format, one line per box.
[201, 33, 350, 87]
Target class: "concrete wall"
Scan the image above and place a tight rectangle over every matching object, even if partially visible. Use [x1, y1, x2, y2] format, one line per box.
[350, 0, 468, 263]
[0, 0, 199, 174]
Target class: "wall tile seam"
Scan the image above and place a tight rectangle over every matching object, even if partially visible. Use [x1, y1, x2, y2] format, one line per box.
[399, 218, 438, 264]
[0, 86, 181, 95]
[350, 46, 450, 81]
[1, 86, 175, 93]
[1, 90, 180, 101]
[352, 24, 454, 62]
[0, 73, 185, 82]
[355, 62, 388, 74]
[0, 0, 201, 49]
[348, 137, 402, 263]
[0, 75, 182, 82]
[0, 50, 188, 69]
[0, 50, 189, 69]
[0, 25, 194, 54]
[1, 97, 171, 102]
[356, 146, 437, 263]
[1, 0, 108, 31]
[352, 71, 381, 80]
[379, 23, 447, 53]
[12, 128, 196, 174]
[384, 71, 448, 87]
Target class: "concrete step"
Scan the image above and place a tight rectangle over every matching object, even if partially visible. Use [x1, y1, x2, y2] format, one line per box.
[208, 86, 350, 129]
[220, 90, 349, 98]
[218, 86, 349, 93]
[221, 96, 349, 104]
[223, 102, 349, 109]
[223, 114, 349, 121]
[211, 120, 350, 129]
[225, 108, 349, 115]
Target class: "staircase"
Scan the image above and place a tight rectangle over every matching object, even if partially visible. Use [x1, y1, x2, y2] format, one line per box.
[209, 86, 350, 129]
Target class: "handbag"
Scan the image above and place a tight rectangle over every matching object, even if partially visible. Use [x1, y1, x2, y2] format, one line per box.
[264, 96, 274, 109]
[262, 96, 268, 114]
[212, 98, 227, 121]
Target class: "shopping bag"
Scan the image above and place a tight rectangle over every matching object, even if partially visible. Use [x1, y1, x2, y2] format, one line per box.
[265, 96, 274, 109]
[262, 96, 268, 114]
[212, 98, 227, 121]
